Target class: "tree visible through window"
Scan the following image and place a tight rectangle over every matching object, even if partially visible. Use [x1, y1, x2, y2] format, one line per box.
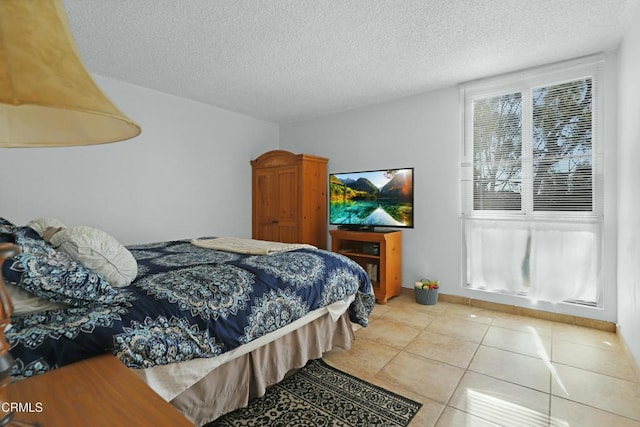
[472, 78, 593, 213]
[473, 93, 522, 210]
[532, 79, 592, 211]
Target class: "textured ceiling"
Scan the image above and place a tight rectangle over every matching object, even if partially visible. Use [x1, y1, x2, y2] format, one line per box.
[63, 0, 639, 124]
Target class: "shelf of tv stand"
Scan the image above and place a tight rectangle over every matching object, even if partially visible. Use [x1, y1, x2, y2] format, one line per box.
[330, 229, 402, 304]
[338, 250, 379, 260]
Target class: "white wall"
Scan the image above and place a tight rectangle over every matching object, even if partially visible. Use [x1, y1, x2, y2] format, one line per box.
[281, 77, 618, 323]
[0, 75, 279, 245]
[282, 87, 461, 296]
[617, 6, 640, 365]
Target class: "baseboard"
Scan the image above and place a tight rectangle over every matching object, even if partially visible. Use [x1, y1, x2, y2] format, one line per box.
[401, 288, 616, 332]
[617, 325, 640, 383]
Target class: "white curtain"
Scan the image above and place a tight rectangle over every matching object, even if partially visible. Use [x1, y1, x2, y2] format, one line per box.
[465, 220, 600, 304]
[529, 225, 598, 303]
[466, 220, 529, 294]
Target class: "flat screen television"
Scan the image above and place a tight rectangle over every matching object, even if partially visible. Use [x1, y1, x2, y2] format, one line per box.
[329, 168, 414, 230]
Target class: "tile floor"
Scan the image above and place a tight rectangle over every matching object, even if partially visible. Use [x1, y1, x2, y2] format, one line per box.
[324, 291, 640, 426]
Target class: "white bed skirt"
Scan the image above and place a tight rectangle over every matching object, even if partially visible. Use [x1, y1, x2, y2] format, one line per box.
[170, 309, 354, 426]
[134, 295, 354, 402]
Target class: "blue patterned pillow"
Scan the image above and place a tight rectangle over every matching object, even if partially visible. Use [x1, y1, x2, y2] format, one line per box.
[9, 228, 123, 307]
[1, 218, 20, 283]
[0, 217, 17, 236]
[2, 227, 39, 288]
[0, 217, 14, 226]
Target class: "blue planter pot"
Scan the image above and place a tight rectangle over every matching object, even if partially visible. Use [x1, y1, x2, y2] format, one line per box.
[415, 288, 438, 305]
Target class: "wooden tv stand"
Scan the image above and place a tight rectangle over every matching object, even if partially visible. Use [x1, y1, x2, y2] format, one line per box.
[330, 229, 402, 304]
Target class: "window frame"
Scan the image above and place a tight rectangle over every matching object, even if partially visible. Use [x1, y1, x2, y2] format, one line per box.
[461, 56, 604, 224]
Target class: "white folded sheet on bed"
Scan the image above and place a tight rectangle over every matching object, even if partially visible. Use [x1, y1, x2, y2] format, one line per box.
[190, 236, 316, 255]
[132, 294, 355, 401]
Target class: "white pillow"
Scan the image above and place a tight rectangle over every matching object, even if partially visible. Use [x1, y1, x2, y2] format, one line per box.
[26, 217, 66, 237]
[49, 226, 138, 288]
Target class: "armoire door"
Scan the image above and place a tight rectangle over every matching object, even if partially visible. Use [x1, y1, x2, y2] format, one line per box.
[254, 165, 299, 243]
[254, 169, 280, 242]
[275, 165, 299, 243]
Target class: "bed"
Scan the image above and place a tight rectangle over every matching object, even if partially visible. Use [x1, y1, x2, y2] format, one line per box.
[0, 218, 374, 426]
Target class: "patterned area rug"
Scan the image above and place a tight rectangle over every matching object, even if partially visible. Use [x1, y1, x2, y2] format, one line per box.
[207, 359, 422, 426]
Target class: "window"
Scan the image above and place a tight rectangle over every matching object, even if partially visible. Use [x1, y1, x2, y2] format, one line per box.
[461, 58, 603, 306]
[473, 92, 523, 211]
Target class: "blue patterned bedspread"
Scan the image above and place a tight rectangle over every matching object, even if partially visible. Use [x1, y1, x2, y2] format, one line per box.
[6, 239, 374, 380]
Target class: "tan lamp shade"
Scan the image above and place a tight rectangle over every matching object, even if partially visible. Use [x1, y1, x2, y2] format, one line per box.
[0, 0, 141, 147]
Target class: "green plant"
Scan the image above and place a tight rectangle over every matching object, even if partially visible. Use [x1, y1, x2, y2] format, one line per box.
[415, 279, 439, 290]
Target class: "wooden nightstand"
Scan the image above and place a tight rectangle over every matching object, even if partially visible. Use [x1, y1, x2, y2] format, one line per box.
[7, 354, 193, 426]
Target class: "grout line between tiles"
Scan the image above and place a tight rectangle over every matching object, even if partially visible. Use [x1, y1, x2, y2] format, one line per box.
[367, 295, 640, 425]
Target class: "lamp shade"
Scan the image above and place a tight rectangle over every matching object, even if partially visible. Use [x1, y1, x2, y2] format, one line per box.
[0, 0, 141, 147]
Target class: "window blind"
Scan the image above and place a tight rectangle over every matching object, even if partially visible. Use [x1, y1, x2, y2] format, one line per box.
[532, 79, 593, 212]
[473, 93, 522, 211]
[470, 78, 596, 216]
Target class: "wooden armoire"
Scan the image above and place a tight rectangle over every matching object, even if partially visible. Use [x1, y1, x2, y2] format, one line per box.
[251, 150, 328, 249]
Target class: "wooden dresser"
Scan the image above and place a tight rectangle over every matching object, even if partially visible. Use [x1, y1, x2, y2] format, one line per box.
[251, 150, 328, 249]
[7, 354, 193, 426]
